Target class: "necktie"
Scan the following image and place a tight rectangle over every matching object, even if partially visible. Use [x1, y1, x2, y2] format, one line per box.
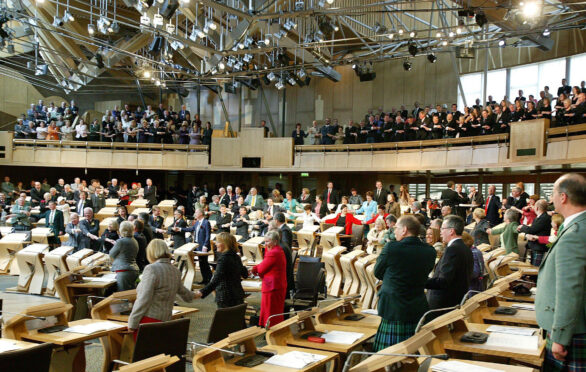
[558, 223, 564, 233]
[485, 196, 491, 213]
[327, 190, 331, 204]
[78, 201, 83, 215]
[252, 196, 256, 206]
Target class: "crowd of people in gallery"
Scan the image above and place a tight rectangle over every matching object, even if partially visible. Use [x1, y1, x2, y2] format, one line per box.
[1, 172, 585, 368]
[10, 79, 586, 145]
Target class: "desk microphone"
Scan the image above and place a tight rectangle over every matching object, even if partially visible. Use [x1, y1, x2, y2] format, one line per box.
[414, 305, 460, 333]
[459, 290, 483, 307]
[341, 351, 449, 372]
[265, 308, 317, 330]
[188, 341, 245, 356]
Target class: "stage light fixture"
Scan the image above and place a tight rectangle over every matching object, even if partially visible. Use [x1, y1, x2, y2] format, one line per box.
[498, 39, 505, 47]
[261, 74, 271, 85]
[409, 31, 416, 38]
[442, 40, 448, 46]
[143, 70, 151, 78]
[403, 61, 412, 71]
[88, 24, 96, 34]
[297, 68, 306, 79]
[436, 31, 442, 38]
[53, 16, 63, 27]
[63, 10, 74, 22]
[218, 61, 225, 70]
[387, 33, 394, 39]
[475, 13, 487, 27]
[165, 23, 175, 33]
[408, 43, 418, 56]
[140, 13, 151, 26]
[267, 72, 277, 81]
[373, 22, 387, 35]
[448, 31, 455, 37]
[521, 1, 540, 18]
[326, 0, 334, 4]
[153, 14, 164, 27]
[275, 80, 285, 90]
[398, 28, 404, 35]
[427, 54, 437, 63]
[542, 28, 550, 36]
[287, 75, 296, 86]
[109, 21, 120, 33]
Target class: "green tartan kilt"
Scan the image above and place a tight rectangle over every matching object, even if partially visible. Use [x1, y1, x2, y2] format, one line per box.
[373, 319, 418, 352]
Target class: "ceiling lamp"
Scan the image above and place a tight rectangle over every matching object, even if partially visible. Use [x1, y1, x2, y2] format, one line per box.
[218, 61, 225, 70]
[143, 70, 151, 78]
[435, 31, 442, 38]
[263, 36, 270, 45]
[408, 43, 418, 56]
[403, 60, 412, 71]
[409, 31, 416, 38]
[542, 28, 550, 36]
[427, 54, 437, 63]
[140, 13, 151, 26]
[267, 72, 277, 81]
[243, 54, 253, 62]
[207, 21, 217, 30]
[88, 24, 96, 34]
[521, 1, 540, 18]
[109, 21, 120, 33]
[315, 30, 325, 42]
[53, 16, 63, 27]
[442, 40, 448, 46]
[63, 10, 74, 22]
[275, 79, 285, 90]
[498, 39, 506, 47]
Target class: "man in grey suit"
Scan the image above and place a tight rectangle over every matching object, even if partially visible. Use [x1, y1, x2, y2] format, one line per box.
[245, 187, 265, 211]
[536, 173, 586, 371]
[64, 213, 83, 251]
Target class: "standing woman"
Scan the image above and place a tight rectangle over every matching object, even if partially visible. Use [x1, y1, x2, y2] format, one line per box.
[47, 121, 60, 140]
[251, 230, 287, 327]
[75, 119, 88, 141]
[373, 215, 436, 350]
[195, 233, 248, 308]
[128, 239, 195, 337]
[202, 121, 213, 146]
[385, 193, 401, 219]
[109, 221, 139, 291]
[291, 123, 307, 145]
[399, 185, 410, 215]
[189, 122, 202, 145]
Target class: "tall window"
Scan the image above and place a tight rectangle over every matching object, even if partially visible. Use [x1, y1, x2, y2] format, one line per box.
[486, 69, 507, 103]
[510, 64, 539, 99]
[538, 59, 566, 96]
[569, 53, 586, 87]
[458, 73, 482, 109]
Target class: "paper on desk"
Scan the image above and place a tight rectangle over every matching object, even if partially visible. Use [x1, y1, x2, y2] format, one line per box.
[432, 361, 504, 372]
[0, 339, 21, 353]
[172, 309, 182, 315]
[264, 351, 327, 369]
[241, 280, 262, 288]
[485, 333, 539, 350]
[361, 309, 378, 315]
[511, 303, 535, 311]
[82, 277, 116, 283]
[321, 330, 364, 344]
[486, 325, 536, 336]
[63, 321, 123, 335]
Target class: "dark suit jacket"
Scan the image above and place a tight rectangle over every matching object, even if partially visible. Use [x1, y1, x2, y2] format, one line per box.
[375, 236, 436, 322]
[373, 189, 388, 206]
[149, 215, 165, 239]
[181, 218, 211, 251]
[426, 238, 473, 310]
[520, 212, 552, 253]
[485, 195, 502, 226]
[74, 199, 93, 215]
[279, 224, 295, 292]
[219, 194, 231, 207]
[80, 218, 100, 251]
[322, 189, 340, 205]
[201, 250, 247, 306]
[43, 209, 65, 238]
[232, 213, 249, 240]
[440, 188, 459, 208]
[312, 202, 329, 219]
[263, 204, 283, 217]
[167, 218, 187, 248]
[144, 185, 157, 206]
[298, 193, 314, 204]
[506, 196, 527, 210]
[30, 187, 43, 204]
[90, 194, 105, 213]
[216, 213, 232, 233]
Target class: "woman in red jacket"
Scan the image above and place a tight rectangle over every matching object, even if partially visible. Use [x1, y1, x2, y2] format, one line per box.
[251, 230, 288, 327]
[324, 204, 363, 235]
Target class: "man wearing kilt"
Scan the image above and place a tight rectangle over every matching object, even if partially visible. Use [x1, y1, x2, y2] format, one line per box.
[536, 173, 586, 372]
[372, 215, 436, 350]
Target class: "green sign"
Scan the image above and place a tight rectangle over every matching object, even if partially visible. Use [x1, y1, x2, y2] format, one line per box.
[301, 173, 309, 177]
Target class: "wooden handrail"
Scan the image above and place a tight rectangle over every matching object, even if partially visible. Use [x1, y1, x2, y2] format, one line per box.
[12, 138, 208, 152]
[547, 123, 586, 136]
[295, 133, 509, 152]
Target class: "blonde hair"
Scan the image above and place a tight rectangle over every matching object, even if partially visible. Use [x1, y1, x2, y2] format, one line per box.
[216, 232, 238, 252]
[146, 239, 171, 263]
[108, 219, 119, 231]
[473, 208, 486, 219]
[119, 221, 134, 237]
[461, 232, 474, 248]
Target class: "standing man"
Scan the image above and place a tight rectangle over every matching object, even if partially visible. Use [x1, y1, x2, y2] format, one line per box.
[75, 191, 93, 216]
[178, 208, 212, 285]
[373, 180, 388, 206]
[426, 215, 473, 315]
[536, 173, 586, 372]
[144, 178, 157, 206]
[43, 201, 64, 247]
[322, 181, 340, 206]
[274, 213, 295, 305]
[80, 208, 101, 251]
[373, 215, 436, 350]
[484, 185, 502, 227]
[440, 181, 459, 209]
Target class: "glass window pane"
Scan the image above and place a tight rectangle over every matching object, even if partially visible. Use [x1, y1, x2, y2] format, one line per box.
[570, 53, 586, 87]
[458, 72, 482, 108]
[486, 69, 507, 104]
[538, 59, 566, 97]
[539, 183, 554, 201]
[510, 65, 539, 99]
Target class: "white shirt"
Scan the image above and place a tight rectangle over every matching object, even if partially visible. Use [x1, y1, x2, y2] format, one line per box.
[561, 210, 586, 231]
[49, 210, 55, 224]
[290, 212, 321, 229]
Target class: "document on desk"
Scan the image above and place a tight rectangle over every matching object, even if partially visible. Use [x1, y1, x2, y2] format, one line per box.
[432, 361, 504, 372]
[361, 309, 378, 316]
[264, 351, 327, 369]
[511, 303, 535, 311]
[241, 280, 262, 288]
[486, 325, 536, 336]
[321, 330, 364, 344]
[64, 321, 124, 334]
[0, 339, 21, 353]
[82, 277, 116, 283]
[485, 333, 539, 351]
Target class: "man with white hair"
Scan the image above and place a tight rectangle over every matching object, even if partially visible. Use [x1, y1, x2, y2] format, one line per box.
[81, 207, 101, 251]
[218, 187, 230, 207]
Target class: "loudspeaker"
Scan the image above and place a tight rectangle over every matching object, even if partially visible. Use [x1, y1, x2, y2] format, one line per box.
[160, 0, 179, 19]
[242, 157, 261, 168]
[224, 83, 236, 94]
[359, 72, 376, 82]
[149, 36, 163, 54]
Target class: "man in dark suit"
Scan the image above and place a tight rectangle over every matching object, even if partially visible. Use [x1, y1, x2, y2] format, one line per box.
[440, 181, 459, 209]
[107, 178, 120, 198]
[519, 200, 552, 265]
[75, 191, 93, 216]
[454, 184, 470, 220]
[320, 119, 334, 145]
[30, 181, 43, 206]
[138, 212, 154, 245]
[143, 178, 157, 206]
[426, 216, 473, 315]
[167, 209, 187, 248]
[557, 78, 571, 97]
[178, 208, 212, 284]
[373, 181, 388, 206]
[322, 182, 340, 206]
[505, 186, 527, 211]
[149, 206, 166, 239]
[218, 188, 230, 207]
[275, 213, 295, 298]
[178, 105, 190, 121]
[263, 198, 282, 220]
[80, 208, 101, 251]
[43, 201, 64, 246]
[216, 205, 232, 233]
[232, 206, 250, 241]
[484, 185, 502, 226]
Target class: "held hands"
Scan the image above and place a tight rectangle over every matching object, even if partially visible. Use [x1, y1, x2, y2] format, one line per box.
[194, 291, 203, 299]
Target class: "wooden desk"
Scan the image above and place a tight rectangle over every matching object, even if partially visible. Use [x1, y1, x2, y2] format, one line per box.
[428, 359, 536, 372]
[31, 227, 53, 244]
[0, 338, 40, 352]
[56, 274, 117, 321]
[131, 207, 151, 216]
[499, 290, 535, 303]
[105, 198, 120, 207]
[242, 279, 263, 293]
[99, 217, 118, 236]
[0, 232, 28, 275]
[21, 318, 126, 345]
[127, 200, 149, 214]
[241, 236, 265, 265]
[15, 243, 49, 294]
[156, 200, 176, 218]
[44, 246, 75, 296]
[315, 301, 381, 330]
[105, 306, 199, 322]
[95, 207, 118, 221]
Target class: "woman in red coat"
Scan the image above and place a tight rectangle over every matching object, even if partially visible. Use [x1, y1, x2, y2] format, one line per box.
[251, 230, 288, 328]
[324, 204, 363, 235]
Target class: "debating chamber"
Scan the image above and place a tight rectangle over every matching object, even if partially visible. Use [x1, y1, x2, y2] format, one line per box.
[0, 0, 585, 370]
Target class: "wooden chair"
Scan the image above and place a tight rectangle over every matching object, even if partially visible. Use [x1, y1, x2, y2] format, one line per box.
[322, 245, 346, 297]
[66, 248, 94, 271]
[172, 243, 197, 290]
[15, 243, 49, 294]
[354, 254, 377, 309]
[340, 249, 365, 296]
[319, 226, 343, 257]
[44, 246, 74, 296]
[487, 253, 519, 284]
[0, 342, 53, 372]
[0, 233, 29, 275]
[295, 229, 317, 256]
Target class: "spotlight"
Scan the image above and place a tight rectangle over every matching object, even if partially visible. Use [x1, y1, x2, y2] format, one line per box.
[297, 68, 306, 79]
[448, 31, 455, 37]
[326, 0, 334, 3]
[88, 24, 96, 34]
[542, 28, 550, 36]
[267, 72, 277, 81]
[522, 1, 540, 18]
[387, 33, 394, 39]
[165, 23, 175, 33]
[243, 54, 253, 63]
[196, 28, 205, 38]
[427, 54, 437, 63]
[63, 10, 74, 22]
[475, 13, 487, 27]
[109, 21, 120, 33]
[498, 39, 506, 47]
[143, 70, 151, 78]
[408, 43, 418, 56]
[275, 79, 285, 90]
[218, 61, 225, 70]
[53, 16, 63, 27]
[403, 61, 412, 71]
[456, 26, 462, 34]
[333, 25, 339, 32]
[287, 75, 296, 86]
[35, 64, 48, 75]
[238, 42, 245, 49]
[155, 79, 161, 86]
[208, 21, 217, 30]
[409, 31, 416, 38]
[317, 0, 325, 7]
[262, 75, 271, 85]
[398, 28, 404, 35]
[264, 36, 270, 45]
[436, 31, 442, 38]
[315, 30, 324, 42]
[442, 40, 448, 46]
[140, 13, 151, 26]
